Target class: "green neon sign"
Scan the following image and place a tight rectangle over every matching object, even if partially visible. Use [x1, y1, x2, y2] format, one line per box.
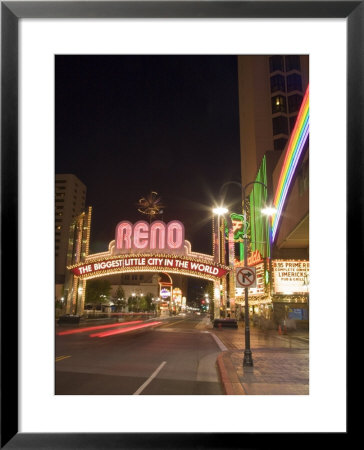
[225, 213, 249, 242]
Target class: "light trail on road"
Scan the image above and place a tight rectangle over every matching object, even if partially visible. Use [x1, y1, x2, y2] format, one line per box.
[56, 317, 224, 395]
[57, 320, 143, 336]
[90, 321, 162, 338]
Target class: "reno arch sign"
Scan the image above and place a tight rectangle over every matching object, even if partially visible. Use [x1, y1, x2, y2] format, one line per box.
[71, 255, 228, 280]
[68, 219, 230, 281]
[115, 220, 184, 254]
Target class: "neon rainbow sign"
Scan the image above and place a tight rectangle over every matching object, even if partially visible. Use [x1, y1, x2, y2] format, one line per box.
[271, 85, 309, 242]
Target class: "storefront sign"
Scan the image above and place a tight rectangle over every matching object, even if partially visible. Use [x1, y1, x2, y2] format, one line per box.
[272, 260, 310, 295]
[160, 288, 171, 299]
[224, 213, 247, 241]
[172, 288, 182, 304]
[71, 255, 229, 280]
[247, 250, 263, 266]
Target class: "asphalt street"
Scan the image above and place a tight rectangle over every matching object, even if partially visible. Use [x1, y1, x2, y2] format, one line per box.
[55, 315, 223, 395]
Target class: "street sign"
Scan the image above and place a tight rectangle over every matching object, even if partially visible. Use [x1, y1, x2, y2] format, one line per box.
[235, 267, 257, 288]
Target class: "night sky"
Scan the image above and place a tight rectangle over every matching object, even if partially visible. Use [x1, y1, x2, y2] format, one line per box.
[55, 55, 242, 257]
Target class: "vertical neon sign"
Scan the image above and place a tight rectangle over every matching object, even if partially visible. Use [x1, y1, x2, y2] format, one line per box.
[271, 85, 309, 242]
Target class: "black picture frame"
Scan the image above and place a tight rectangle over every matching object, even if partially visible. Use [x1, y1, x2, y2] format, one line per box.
[1, 1, 358, 448]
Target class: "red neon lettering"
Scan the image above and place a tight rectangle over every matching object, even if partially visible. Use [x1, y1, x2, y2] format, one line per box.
[247, 250, 263, 266]
[116, 221, 132, 249]
[150, 221, 166, 250]
[115, 220, 184, 252]
[133, 221, 149, 249]
[167, 221, 183, 249]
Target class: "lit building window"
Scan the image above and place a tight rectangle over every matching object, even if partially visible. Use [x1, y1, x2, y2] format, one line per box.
[271, 95, 286, 114]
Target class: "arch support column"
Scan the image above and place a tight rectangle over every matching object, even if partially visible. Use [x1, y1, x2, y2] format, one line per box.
[214, 279, 221, 319]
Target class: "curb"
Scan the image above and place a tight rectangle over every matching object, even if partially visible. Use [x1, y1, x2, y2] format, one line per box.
[216, 351, 246, 395]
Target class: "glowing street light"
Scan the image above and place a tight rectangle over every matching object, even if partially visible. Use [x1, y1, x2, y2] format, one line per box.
[261, 206, 277, 216]
[213, 206, 229, 215]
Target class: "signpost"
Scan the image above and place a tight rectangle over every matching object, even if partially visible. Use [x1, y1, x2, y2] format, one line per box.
[235, 267, 257, 289]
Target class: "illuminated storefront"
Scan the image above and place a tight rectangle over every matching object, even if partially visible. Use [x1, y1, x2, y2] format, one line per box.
[271, 259, 309, 323]
[235, 254, 309, 324]
[172, 288, 183, 313]
[235, 86, 310, 327]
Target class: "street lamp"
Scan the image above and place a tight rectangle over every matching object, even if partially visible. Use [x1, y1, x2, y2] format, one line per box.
[241, 181, 277, 367]
[219, 180, 275, 367]
[261, 206, 277, 216]
[213, 206, 228, 215]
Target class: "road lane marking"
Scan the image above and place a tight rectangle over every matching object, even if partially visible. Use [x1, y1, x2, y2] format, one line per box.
[210, 333, 228, 351]
[56, 355, 71, 362]
[133, 361, 167, 395]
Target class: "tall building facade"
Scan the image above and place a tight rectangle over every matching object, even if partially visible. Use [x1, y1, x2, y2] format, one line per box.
[55, 174, 87, 287]
[237, 55, 309, 327]
[238, 55, 309, 191]
[63, 207, 92, 314]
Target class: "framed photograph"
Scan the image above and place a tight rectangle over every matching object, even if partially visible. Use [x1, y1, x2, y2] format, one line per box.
[2, 1, 358, 447]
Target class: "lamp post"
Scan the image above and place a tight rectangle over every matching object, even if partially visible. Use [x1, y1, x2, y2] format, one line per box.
[219, 180, 276, 367]
[241, 181, 270, 367]
[243, 181, 279, 366]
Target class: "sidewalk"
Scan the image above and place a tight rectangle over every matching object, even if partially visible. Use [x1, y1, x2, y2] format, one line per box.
[209, 321, 309, 395]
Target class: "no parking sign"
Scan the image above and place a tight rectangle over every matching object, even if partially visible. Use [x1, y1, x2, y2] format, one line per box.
[235, 266, 257, 288]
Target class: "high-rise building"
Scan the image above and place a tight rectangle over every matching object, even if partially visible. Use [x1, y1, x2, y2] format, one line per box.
[237, 55, 309, 327]
[238, 55, 309, 191]
[55, 174, 87, 287]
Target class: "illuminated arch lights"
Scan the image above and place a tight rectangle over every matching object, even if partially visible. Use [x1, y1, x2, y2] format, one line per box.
[69, 254, 229, 280]
[69, 220, 230, 280]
